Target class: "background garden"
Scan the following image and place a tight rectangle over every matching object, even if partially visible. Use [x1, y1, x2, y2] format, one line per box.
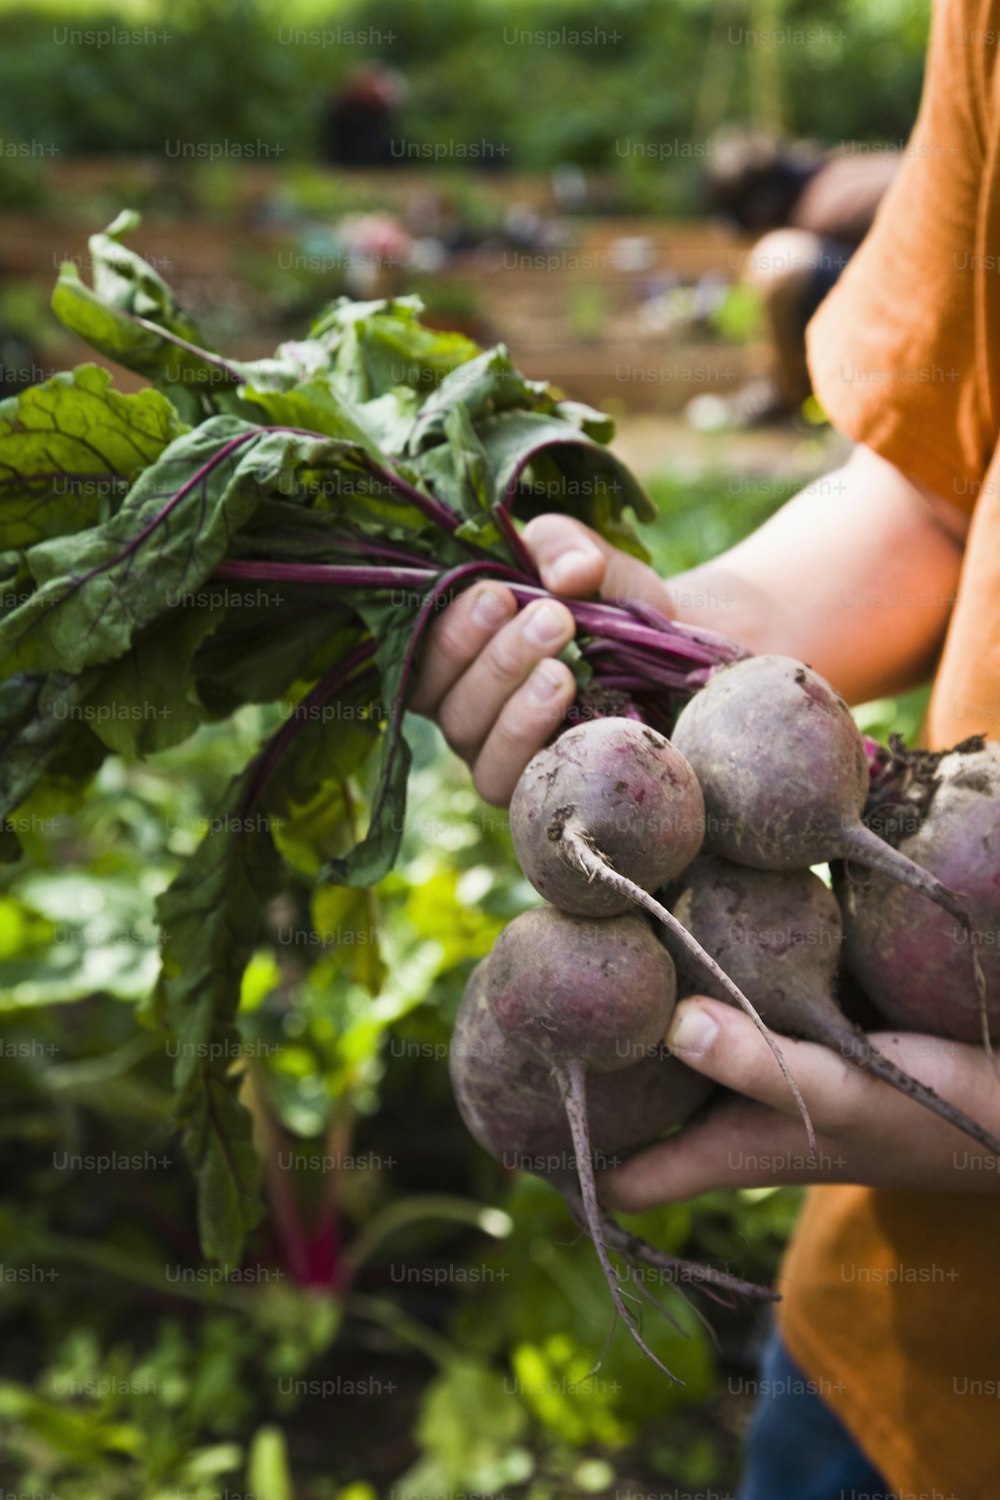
[0, 1, 933, 1496]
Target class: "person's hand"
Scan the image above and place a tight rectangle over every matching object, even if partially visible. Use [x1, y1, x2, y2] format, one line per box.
[599, 996, 1000, 1207]
[409, 514, 674, 805]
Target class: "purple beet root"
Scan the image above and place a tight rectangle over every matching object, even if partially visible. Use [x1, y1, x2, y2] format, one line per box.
[670, 656, 974, 917]
[671, 855, 1000, 1158]
[510, 717, 705, 918]
[450, 930, 771, 1377]
[842, 743, 1000, 1047]
[510, 718, 816, 1149]
[671, 655, 986, 1042]
[485, 906, 675, 1072]
[450, 959, 713, 1173]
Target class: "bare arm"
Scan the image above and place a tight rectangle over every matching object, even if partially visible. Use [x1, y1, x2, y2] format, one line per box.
[668, 444, 968, 703]
[410, 443, 968, 802]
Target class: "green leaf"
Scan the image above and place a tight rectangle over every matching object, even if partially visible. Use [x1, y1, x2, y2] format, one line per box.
[238, 378, 398, 465]
[310, 294, 482, 401]
[0, 550, 33, 620]
[49, 217, 338, 429]
[324, 717, 411, 891]
[414, 405, 494, 531]
[192, 603, 361, 716]
[354, 386, 421, 456]
[0, 365, 187, 546]
[407, 345, 553, 453]
[477, 409, 656, 548]
[89, 209, 204, 342]
[0, 1381, 141, 1463]
[80, 602, 226, 755]
[411, 1360, 531, 1492]
[317, 603, 418, 889]
[154, 765, 281, 1267]
[0, 669, 107, 826]
[231, 428, 438, 539]
[310, 884, 385, 995]
[0, 418, 367, 682]
[0, 418, 262, 675]
[50, 212, 242, 423]
[510, 1336, 631, 1447]
[246, 1425, 293, 1500]
[266, 716, 380, 878]
[554, 397, 618, 444]
[52, 269, 229, 428]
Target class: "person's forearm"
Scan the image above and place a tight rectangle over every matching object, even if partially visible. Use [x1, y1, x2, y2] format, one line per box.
[665, 445, 968, 704]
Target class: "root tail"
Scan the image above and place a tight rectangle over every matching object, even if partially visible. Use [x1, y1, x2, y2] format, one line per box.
[556, 1058, 683, 1381]
[562, 824, 817, 1155]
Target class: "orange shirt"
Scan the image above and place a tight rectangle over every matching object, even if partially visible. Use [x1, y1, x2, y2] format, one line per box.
[782, 3, 1000, 1495]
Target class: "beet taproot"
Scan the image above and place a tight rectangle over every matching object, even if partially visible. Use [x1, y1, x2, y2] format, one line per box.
[510, 717, 705, 918]
[670, 656, 975, 923]
[672, 855, 1000, 1158]
[509, 722, 815, 1149]
[450, 959, 713, 1171]
[450, 956, 773, 1375]
[485, 906, 675, 1071]
[842, 742, 1000, 1048]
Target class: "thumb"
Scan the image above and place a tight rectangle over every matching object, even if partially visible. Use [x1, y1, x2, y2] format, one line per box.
[522, 514, 675, 614]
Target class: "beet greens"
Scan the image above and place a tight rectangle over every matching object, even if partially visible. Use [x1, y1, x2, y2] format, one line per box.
[0, 214, 746, 1266]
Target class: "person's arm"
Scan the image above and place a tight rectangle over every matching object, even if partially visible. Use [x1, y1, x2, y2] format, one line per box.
[410, 443, 968, 803]
[668, 442, 968, 702]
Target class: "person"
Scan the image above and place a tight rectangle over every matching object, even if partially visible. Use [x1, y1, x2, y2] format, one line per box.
[702, 126, 899, 424]
[318, 64, 408, 168]
[410, 2, 1000, 1495]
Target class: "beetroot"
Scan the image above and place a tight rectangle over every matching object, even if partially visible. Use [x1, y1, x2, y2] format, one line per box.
[842, 743, 1000, 1048]
[670, 856, 843, 1017]
[486, 906, 675, 1071]
[450, 954, 773, 1374]
[670, 656, 976, 929]
[450, 960, 573, 1166]
[510, 717, 705, 917]
[509, 719, 815, 1149]
[672, 856, 1000, 1158]
[483, 904, 687, 1373]
[450, 960, 714, 1170]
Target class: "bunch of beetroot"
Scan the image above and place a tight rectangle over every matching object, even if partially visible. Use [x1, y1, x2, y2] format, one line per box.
[450, 653, 1000, 1376]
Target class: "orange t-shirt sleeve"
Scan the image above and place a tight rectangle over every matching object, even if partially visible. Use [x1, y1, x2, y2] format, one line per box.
[805, 0, 996, 512]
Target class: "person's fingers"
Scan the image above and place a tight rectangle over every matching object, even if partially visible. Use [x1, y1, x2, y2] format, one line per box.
[409, 583, 518, 716]
[597, 1003, 1000, 1210]
[434, 597, 577, 767]
[662, 996, 878, 1130]
[521, 515, 607, 596]
[599, 1093, 852, 1209]
[469, 659, 578, 805]
[412, 515, 673, 729]
[522, 514, 675, 613]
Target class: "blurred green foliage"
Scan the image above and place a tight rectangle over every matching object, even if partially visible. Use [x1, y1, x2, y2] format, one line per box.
[0, 0, 929, 194]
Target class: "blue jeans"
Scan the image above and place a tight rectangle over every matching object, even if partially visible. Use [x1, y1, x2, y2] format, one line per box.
[737, 1328, 888, 1500]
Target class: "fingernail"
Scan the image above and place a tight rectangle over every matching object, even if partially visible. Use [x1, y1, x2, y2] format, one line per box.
[529, 664, 562, 703]
[470, 587, 509, 628]
[523, 602, 569, 647]
[667, 1004, 719, 1058]
[548, 548, 599, 591]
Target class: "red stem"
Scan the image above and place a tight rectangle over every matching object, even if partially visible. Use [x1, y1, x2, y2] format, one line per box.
[237, 642, 377, 816]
